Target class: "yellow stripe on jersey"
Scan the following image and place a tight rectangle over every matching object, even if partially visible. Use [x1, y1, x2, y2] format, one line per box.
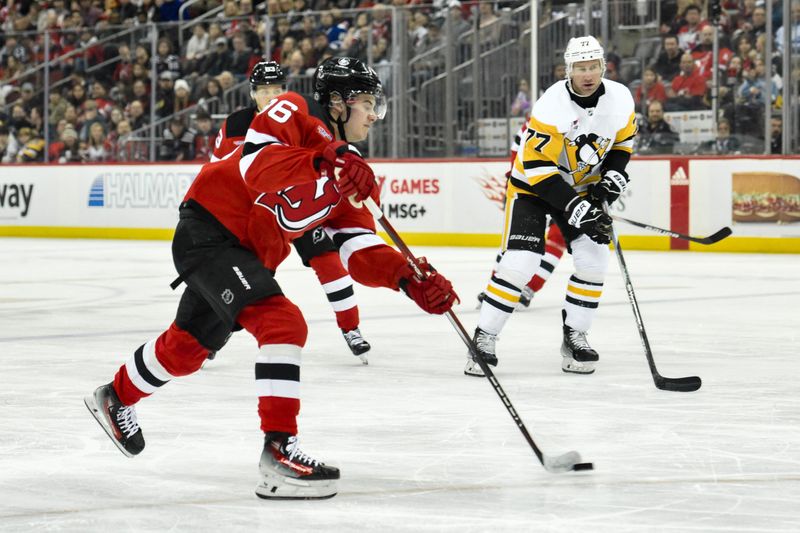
[513, 115, 564, 188]
[612, 111, 638, 153]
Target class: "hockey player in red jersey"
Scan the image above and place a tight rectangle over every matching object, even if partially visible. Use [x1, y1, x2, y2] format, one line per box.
[212, 60, 373, 363]
[477, 121, 567, 310]
[85, 57, 458, 500]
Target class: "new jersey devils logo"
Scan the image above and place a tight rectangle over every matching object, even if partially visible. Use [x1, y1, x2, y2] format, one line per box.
[255, 177, 341, 232]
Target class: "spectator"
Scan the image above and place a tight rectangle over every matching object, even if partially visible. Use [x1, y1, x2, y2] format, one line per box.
[155, 37, 181, 77]
[653, 34, 683, 83]
[174, 80, 194, 114]
[0, 125, 20, 163]
[83, 121, 109, 161]
[775, 1, 800, 54]
[667, 53, 708, 110]
[111, 119, 147, 161]
[737, 63, 766, 107]
[636, 100, 680, 154]
[203, 37, 230, 76]
[127, 99, 147, 130]
[698, 117, 740, 154]
[186, 24, 210, 72]
[50, 125, 84, 163]
[68, 82, 88, 109]
[692, 26, 734, 79]
[155, 71, 176, 119]
[198, 77, 226, 115]
[91, 82, 114, 116]
[770, 115, 783, 154]
[9, 104, 33, 132]
[159, 117, 195, 161]
[15, 127, 45, 162]
[677, 4, 710, 51]
[131, 79, 150, 107]
[279, 36, 298, 66]
[510, 77, 531, 117]
[193, 110, 215, 161]
[229, 33, 254, 77]
[19, 82, 37, 113]
[79, 100, 106, 141]
[635, 66, 668, 111]
[733, 34, 755, 72]
[321, 10, 348, 48]
[78, 0, 103, 27]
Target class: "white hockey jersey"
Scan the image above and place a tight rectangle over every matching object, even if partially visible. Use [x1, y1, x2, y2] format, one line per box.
[509, 79, 637, 198]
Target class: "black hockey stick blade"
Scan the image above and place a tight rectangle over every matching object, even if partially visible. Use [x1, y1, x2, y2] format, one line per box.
[543, 451, 594, 473]
[611, 215, 732, 245]
[697, 226, 732, 245]
[656, 375, 702, 392]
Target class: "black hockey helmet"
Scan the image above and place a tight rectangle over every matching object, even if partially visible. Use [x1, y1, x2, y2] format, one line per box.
[249, 61, 286, 90]
[313, 56, 386, 120]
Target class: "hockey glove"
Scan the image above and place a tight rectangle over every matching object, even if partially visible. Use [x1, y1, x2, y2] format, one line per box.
[588, 170, 629, 206]
[565, 197, 613, 245]
[321, 141, 376, 203]
[397, 258, 459, 315]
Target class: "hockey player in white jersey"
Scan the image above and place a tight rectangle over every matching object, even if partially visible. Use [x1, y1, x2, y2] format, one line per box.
[467, 35, 637, 377]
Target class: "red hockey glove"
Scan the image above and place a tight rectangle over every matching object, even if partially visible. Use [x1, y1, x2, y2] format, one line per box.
[397, 258, 459, 315]
[321, 141, 376, 203]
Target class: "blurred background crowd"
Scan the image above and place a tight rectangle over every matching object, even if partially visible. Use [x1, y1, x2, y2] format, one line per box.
[0, 0, 796, 163]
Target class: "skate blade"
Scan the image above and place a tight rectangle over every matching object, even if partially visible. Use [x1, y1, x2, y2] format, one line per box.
[561, 358, 595, 374]
[255, 475, 338, 500]
[357, 353, 369, 365]
[463, 360, 485, 377]
[84, 394, 135, 458]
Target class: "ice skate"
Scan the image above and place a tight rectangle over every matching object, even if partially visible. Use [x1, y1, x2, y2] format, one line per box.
[561, 324, 599, 374]
[464, 327, 498, 377]
[342, 328, 370, 364]
[84, 383, 145, 457]
[255, 432, 340, 500]
[518, 286, 534, 309]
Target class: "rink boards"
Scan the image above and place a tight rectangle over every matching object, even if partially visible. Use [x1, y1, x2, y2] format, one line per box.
[1, 156, 799, 253]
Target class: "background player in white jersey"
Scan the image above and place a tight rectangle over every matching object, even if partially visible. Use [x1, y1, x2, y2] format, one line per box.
[466, 36, 637, 377]
[211, 61, 373, 363]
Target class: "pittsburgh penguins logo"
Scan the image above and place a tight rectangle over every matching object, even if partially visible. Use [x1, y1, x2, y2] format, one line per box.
[564, 133, 611, 182]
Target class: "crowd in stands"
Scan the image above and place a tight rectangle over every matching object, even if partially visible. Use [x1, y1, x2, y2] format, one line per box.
[626, 0, 793, 155]
[0, 0, 794, 163]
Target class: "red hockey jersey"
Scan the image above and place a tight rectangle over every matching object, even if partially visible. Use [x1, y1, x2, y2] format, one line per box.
[184, 92, 406, 288]
[210, 106, 257, 162]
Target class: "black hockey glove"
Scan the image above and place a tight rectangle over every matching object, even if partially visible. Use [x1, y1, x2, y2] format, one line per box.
[588, 170, 629, 206]
[565, 197, 613, 245]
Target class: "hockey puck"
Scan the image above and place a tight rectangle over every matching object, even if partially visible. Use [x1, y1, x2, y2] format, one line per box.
[573, 462, 594, 471]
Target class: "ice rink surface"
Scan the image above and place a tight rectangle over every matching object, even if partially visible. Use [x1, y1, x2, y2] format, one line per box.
[1, 238, 799, 532]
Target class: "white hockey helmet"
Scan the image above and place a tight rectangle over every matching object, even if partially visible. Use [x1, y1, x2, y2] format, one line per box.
[564, 35, 606, 81]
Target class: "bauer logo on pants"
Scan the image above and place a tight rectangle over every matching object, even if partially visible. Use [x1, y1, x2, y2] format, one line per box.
[221, 289, 234, 305]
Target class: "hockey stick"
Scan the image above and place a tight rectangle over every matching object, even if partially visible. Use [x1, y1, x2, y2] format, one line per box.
[606, 207, 702, 392]
[363, 196, 593, 473]
[611, 215, 732, 245]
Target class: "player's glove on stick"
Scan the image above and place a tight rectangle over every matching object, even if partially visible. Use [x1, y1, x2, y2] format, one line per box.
[588, 170, 629, 205]
[566, 197, 613, 245]
[397, 258, 459, 315]
[321, 141, 376, 203]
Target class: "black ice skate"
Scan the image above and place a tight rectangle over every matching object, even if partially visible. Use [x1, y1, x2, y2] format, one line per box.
[256, 432, 340, 500]
[342, 328, 370, 364]
[464, 327, 498, 377]
[561, 324, 599, 374]
[84, 383, 145, 457]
